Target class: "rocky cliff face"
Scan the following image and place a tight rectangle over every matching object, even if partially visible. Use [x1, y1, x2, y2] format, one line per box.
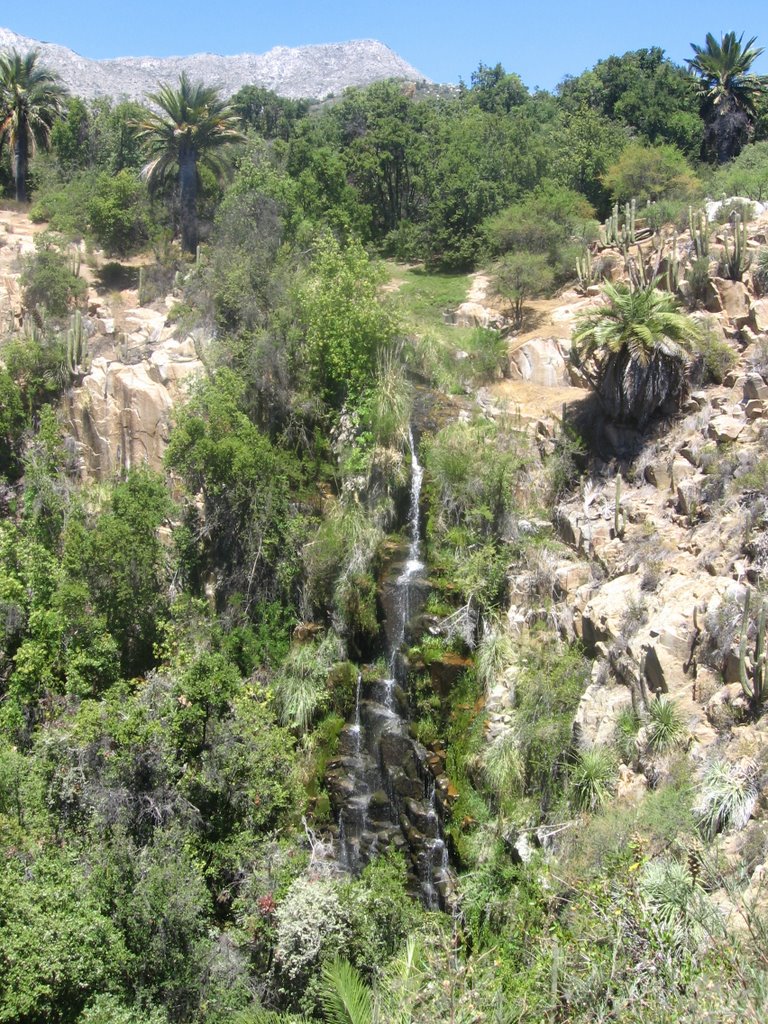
[0, 27, 428, 100]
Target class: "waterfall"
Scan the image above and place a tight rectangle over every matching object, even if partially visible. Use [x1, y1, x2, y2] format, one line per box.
[328, 422, 453, 907]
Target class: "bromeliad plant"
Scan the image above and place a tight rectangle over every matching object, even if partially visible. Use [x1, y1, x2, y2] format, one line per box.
[572, 281, 701, 429]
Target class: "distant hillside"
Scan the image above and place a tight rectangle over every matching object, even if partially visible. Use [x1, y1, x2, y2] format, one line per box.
[0, 27, 429, 101]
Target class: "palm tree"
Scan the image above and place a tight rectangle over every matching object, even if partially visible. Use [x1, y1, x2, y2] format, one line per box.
[572, 282, 701, 428]
[133, 73, 244, 252]
[0, 49, 67, 202]
[687, 32, 768, 162]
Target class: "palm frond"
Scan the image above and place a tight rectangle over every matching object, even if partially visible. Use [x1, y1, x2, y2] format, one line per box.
[319, 957, 374, 1024]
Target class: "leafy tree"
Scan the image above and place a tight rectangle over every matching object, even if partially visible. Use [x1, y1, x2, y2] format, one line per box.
[602, 142, 701, 203]
[20, 232, 87, 318]
[133, 72, 244, 252]
[0, 48, 67, 201]
[165, 369, 302, 608]
[712, 138, 768, 199]
[50, 96, 92, 172]
[86, 168, 149, 255]
[62, 469, 172, 676]
[0, 368, 25, 479]
[0, 851, 129, 1023]
[492, 252, 555, 327]
[231, 85, 309, 140]
[297, 233, 399, 406]
[466, 62, 529, 114]
[687, 31, 768, 161]
[558, 48, 702, 155]
[572, 281, 701, 427]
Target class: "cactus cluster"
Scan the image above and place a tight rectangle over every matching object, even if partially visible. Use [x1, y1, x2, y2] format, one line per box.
[665, 233, 682, 293]
[138, 266, 148, 307]
[68, 244, 81, 279]
[738, 588, 767, 714]
[601, 200, 638, 250]
[688, 207, 710, 259]
[65, 310, 88, 376]
[576, 248, 596, 291]
[718, 212, 751, 282]
[614, 472, 626, 540]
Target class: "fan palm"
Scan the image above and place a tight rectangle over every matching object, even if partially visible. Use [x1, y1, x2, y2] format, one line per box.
[573, 282, 700, 428]
[0, 49, 67, 202]
[133, 73, 244, 252]
[687, 32, 768, 161]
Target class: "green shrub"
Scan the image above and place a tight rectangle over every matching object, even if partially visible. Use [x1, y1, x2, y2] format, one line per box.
[695, 757, 759, 839]
[569, 746, 618, 812]
[21, 234, 87, 318]
[87, 169, 150, 256]
[694, 329, 738, 384]
[645, 696, 686, 754]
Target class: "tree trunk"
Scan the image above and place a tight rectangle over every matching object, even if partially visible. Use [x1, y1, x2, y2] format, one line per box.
[14, 129, 28, 203]
[178, 142, 198, 253]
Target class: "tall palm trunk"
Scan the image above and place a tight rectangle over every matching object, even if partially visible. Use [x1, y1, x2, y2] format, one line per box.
[178, 141, 198, 253]
[13, 128, 28, 202]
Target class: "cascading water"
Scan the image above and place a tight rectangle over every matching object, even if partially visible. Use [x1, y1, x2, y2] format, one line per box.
[327, 424, 452, 906]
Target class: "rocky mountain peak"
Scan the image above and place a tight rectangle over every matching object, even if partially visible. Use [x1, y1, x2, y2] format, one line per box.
[0, 27, 429, 101]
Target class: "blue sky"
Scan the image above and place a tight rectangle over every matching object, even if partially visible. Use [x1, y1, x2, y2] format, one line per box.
[6, 1, 768, 91]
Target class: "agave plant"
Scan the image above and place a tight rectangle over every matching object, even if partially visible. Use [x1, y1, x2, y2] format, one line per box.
[645, 695, 686, 754]
[695, 757, 759, 839]
[638, 858, 714, 949]
[569, 746, 618, 812]
[573, 282, 701, 429]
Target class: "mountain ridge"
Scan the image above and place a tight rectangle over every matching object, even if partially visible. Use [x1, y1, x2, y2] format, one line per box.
[0, 27, 429, 101]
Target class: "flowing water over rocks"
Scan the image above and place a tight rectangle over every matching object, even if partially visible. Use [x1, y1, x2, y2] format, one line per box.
[326, 429, 454, 908]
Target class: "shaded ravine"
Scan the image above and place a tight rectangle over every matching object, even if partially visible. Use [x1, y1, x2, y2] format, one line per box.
[327, 428, 453, 908]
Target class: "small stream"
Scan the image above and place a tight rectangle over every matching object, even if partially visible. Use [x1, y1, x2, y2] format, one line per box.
[327, 427, 451, 908]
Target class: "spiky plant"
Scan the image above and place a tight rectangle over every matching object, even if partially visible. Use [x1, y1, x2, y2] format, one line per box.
[572, 282, 701, 428]
[482, 730, 524, 800]
[638, 858, 711, 948]
[569, 747, 618, 812]
[366, 347, 413, 449]
[615, 705, 642, 764]
[273, 631, 343, 732]
[645, 695, 686, 754]
[475, 619, 516, 695]
[319, 957, 375, 1024]
[695, 757, 759, 839]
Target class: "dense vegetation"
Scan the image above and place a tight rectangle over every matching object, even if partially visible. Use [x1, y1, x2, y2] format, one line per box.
[1, 30, 768, 1024]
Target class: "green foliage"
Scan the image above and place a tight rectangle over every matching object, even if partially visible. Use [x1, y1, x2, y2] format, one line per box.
[0, 851, 129, 1023]
[166, 369, 303, 608]
[273, 631, 345, 732]
[693, 327, 738, 384]
[602, 142, 701, 204]
[492, 252, 555, 327]
[133, 72, 244, 252]
[558, 47, 702, 155]
[687, 32, 767, 162]
[86, 168, 149, 255]
[0, 48, 68, 201]
[712, 140, 768, 199]
[297, 233, 398, 407]
[62, 469, 171, 677]
[645, 695, 686, 753]
[695, 756, 759, 838]
[572, 281, 701, 427]
[569, 746, 618, 812]
[0, 366, 25, 478]
[20, 231, 86, 317]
